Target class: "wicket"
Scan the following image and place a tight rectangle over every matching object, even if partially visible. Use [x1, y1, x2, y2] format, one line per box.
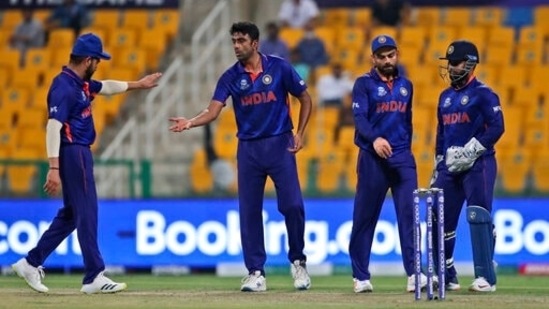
[413, 188, 445, 301]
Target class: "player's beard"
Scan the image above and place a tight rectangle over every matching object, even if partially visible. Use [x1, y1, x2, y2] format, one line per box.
[83, 64, 95, 80]
[235, 48, 253, 62]
[377, 63, 396, 77]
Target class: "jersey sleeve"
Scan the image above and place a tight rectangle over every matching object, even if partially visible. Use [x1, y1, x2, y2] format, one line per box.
[476, 90, 505, 148]
[47, 85, 72, 123]
[407, 82, 414, 145]
[211, 73, 231, 104]
[89, 79, 103, 95]
[352, 77, 380, 142]
[435, 92, 444, 156]
[281, 60, 307, 97]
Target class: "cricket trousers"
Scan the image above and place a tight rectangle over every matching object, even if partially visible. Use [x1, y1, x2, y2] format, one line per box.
[237, 132, 306, 275]
[349, 149, 418, 280]
[26, 144, 105, 284]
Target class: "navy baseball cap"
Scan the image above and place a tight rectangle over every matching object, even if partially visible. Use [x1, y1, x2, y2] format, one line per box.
[371, 35, 397, 54]
[439, 40, 479, 63]
[71, 33, 111, 60]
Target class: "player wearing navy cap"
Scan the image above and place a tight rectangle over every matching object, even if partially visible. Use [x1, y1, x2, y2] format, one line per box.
[430, 40, 504, 292]
[169, 22, 313, 292]
[12, 33, 162, 294]
[348, 35, 424, 293]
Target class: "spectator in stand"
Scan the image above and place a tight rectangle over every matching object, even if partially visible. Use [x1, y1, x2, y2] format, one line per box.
[9, 9, 45, 66]
[371, 0, 411, 27]
[278, 0, 319, 29]
[260, 21, 290, 60]
[45, 0, 91, 38]
[295, 21, 329, 72]
[316, 62, 354, 107]
[290, 48, 311, 83]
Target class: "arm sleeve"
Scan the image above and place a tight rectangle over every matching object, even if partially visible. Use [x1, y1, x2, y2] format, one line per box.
[475, 90, 505, 148]
[46, 119, 63, 158]
[408, 83, 414, 145]
[282, 60, 307, 97]
[48, 86, 71, 123]
[99, 80, 128, 95]
[352, 78, 380, 142]
[435, 95, 444, 156]
[211, 73, 231, 105]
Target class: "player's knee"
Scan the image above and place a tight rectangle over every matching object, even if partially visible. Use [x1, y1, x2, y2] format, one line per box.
[467, 205, 492, 224]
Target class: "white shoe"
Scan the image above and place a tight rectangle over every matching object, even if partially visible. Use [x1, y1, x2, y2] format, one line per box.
[240, 270, 267, 292]
[353, 278, 373, 293]
[291, 260, 311, 290]
[446, 277, 461, 291]
[469, 277, 496, 292]
[12, 258, 49, 293]
[406, 273, 427, 292]
[80, 271, 127, 294]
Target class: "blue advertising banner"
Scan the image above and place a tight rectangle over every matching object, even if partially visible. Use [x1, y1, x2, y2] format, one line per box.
[0, 0, 179, 9]
[0, 198, 548, 268]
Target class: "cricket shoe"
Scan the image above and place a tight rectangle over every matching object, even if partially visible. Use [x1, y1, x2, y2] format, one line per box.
[406, 273, 427, 292]
[240, 270, 267, 292]
[291, 260, 311, 290]
[12, 258, 49, 293]
[353, 278, 373, 293]
[80, 271, 127, 294]
[446, 276, 461, 291]
[469, 277, 496, 292]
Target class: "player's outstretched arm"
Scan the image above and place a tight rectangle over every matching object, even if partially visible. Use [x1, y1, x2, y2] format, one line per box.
[99, 72, 163, 95]
[169, 100, 224, 133]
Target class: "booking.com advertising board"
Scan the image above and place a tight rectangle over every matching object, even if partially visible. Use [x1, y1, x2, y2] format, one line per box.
[0, 198, 548, 269]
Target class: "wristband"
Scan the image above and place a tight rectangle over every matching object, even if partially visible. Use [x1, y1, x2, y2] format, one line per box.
[50, 167, 59, 170]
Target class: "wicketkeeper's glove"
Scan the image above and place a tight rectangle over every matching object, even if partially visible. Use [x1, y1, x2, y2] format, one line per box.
[445, 138, 486, 173]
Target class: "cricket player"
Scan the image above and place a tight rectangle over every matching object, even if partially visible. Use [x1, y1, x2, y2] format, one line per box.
[348, 35, 425, 293]
[12, 33, 162, 294]
[169, 22, 313, 292]
[431, 40, 504, 292]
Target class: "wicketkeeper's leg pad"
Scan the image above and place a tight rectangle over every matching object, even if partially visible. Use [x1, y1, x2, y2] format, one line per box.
[467, 206, 497, 285]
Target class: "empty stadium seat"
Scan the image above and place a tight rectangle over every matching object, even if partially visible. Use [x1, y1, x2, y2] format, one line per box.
[7, 147, 42, 195]
[122, 10, 152, 32]
[316, 150, 346, 193]
[279, 28, 304, 49]
[440, 7, 473, 27]
[190, 149, 214, 194]
[152, 9, 179, 41]
[91, 10, 121, 32]
[473, 7, 504, 28]
[47, 29, 75, 48]
[336, 27, 365, 51]
[497, 149, 531, 194]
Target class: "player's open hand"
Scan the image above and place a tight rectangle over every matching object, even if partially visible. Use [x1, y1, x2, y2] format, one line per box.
[373, 137, 392, 159]
[288, 133, 304, 153]
[43, 169, 61, 196]
[138, 72, 162, 89]
[169, 117, 192, 132]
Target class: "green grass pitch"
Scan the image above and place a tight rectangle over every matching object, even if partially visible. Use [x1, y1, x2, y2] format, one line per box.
[1, 274, 548, 309]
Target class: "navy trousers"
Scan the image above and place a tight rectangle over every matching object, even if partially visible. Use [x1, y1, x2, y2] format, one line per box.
[26, 144, 104, 284]
[237, 132, 306, 275]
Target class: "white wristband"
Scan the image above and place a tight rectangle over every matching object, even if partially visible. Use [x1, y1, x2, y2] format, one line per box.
[46, 119, 63, 158]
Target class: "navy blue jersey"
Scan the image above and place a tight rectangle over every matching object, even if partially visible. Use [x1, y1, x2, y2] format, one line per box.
[351, 68, 414, 154]
[435, 78, 504, 156]
[212, 53, 307, 140]
[47, 67, 102, 146]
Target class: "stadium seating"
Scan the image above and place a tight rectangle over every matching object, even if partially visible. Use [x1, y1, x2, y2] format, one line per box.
[0, 8, 179, 195]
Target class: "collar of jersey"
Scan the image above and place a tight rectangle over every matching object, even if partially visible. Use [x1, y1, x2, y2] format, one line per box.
[369, 67, 400, 83]
[236, 52, 269, 74]
[62, 66, 86, 86]
[452, 76, 478, 91]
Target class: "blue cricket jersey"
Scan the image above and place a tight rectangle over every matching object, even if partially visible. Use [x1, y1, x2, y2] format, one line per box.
[47, 67, 102, 146]
[351, 68, 414, 154]
[435, 78, 504, 156]
[212, 53, 307, 140]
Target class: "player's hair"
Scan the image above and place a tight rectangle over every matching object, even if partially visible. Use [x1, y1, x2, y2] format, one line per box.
[69, 54, 87, 65]
[230, 22, 260, 41]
